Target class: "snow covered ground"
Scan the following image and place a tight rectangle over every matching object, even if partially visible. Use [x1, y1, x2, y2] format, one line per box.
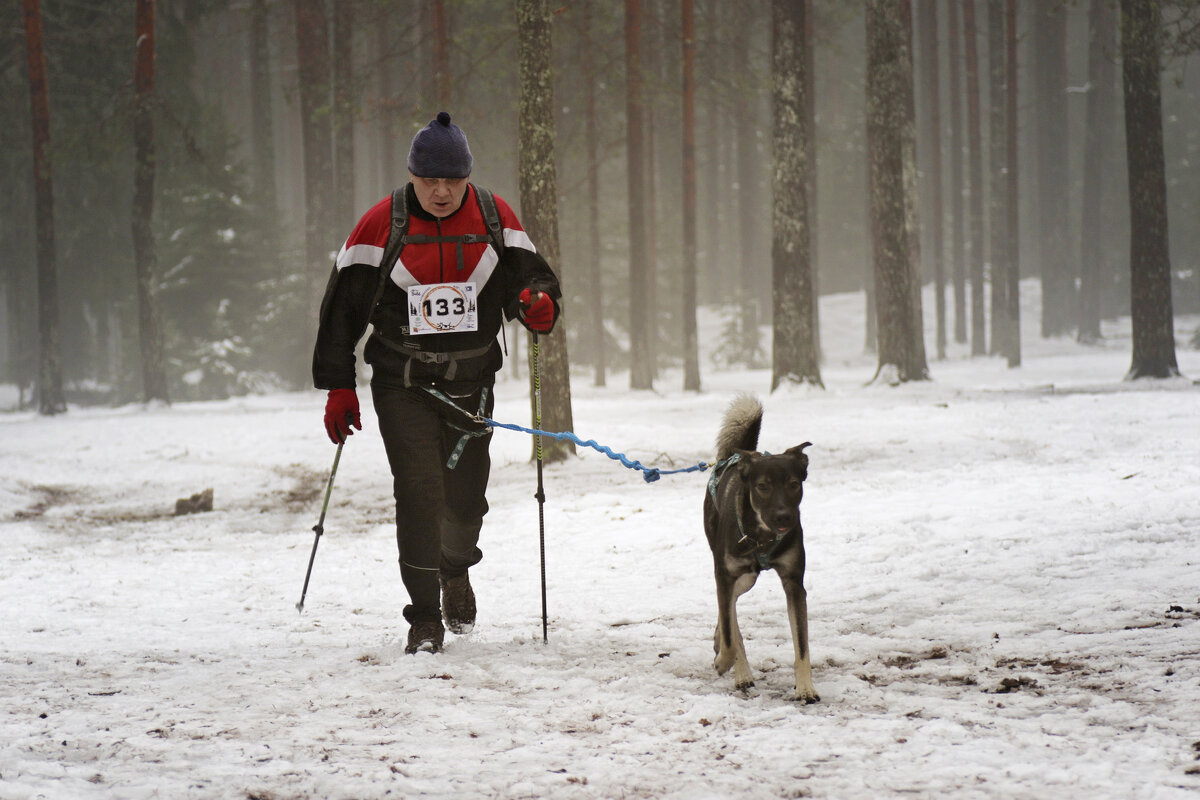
[2, 285, 1199, 799]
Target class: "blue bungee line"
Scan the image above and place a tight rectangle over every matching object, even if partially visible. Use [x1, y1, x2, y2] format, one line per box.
[423, 386, 711, 483]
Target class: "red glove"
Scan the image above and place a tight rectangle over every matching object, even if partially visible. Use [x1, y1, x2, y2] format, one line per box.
[324, 389, 361, 444]
[519, 288, 555, 333]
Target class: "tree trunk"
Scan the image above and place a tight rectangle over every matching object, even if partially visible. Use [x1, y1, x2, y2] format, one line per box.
[293, 0, 335, 381]
[1004, 0, 1021, 367]
[962, 0, 986, 355]
[582, 0, 606, 387]
[133, 0, 169, 405]
[866, 0, 929, 384]
[332, 0, 356, 232]
[947, 0, 967, 344]
[916, 0, 946, 360]
[1033, 0, 1072, 338]
[21, 0, 65, 414]
[680, 0, 701, 391]
[1078, 0, 1116, 344]
[625, 0, 654, 389]
[516, 0, 575, 460]
[771, 0, 822, 390]
[1120, 0, 1179, 379]
[248, 0, 277, 218]
[987, 0, 1008, 354]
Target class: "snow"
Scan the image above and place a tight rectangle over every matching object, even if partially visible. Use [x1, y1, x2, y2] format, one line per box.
[3, 285, 1199, 800]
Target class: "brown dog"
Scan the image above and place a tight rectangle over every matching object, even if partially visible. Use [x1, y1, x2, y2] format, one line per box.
[703, 394, 817, 702]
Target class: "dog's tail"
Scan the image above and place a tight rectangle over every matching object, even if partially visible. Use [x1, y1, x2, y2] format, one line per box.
[716, 394, 763, 460]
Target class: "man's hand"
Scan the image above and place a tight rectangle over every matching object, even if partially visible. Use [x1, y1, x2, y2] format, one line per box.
[324, 388, 361, 444]
[519, 288, 555, 333]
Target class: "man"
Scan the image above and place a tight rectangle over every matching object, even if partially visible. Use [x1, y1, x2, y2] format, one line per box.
[313, 112, 561, 654]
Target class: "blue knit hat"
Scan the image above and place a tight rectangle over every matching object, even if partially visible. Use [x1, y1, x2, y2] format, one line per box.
[407, 112, 473, 178]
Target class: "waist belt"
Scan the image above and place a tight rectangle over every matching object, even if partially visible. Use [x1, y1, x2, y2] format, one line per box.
[370, 331, 494, 384]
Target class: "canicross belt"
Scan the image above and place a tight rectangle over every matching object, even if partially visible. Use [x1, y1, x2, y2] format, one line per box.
[369, 330, 494, 384]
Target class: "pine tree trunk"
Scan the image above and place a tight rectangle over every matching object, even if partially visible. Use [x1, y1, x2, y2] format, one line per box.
[916, 0, 946, 360]
[293, 0, 334, 382]
[625, 0, 654, 389]
[21, 0, 65, 414]
[962, 0, 986, 355]
[1078, 0, 1116, 344]
[1033, 0, 1072, 338]
[1004, 0, 1021, 367]
[866, 0, 929, 384]
[332, 0, 356, 232]
[1120, 0, 1179, 379]
[133, 0, 169, 405]
[947, 0, 967, 345]
[516, 0, 575, 461]
[987, 0, 1008, 354]
[680, 0, 701, 391]
[248, 0, 277, 219]
[771, 0, 821, 390]
[582, 0, 606, 387]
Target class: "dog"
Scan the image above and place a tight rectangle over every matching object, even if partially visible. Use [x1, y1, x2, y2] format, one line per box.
[703, 394, 817, 703]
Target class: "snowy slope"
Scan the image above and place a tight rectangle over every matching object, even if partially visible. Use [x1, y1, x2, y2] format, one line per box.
[2, 286, 1199, 800]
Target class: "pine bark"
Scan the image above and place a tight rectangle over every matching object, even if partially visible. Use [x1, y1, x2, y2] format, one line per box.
[916, 0, 946, 360]
[947, 0, 967, 344]
[625, 0, 654, 389]
[866, 0, 929, 384]
[987, 0, 1008, 354]
[1033, 0, 1072, 338]
[248, 0, 277, 218]
[1004, 0, 1021, 367]
[771, 0, 821, 390]
[962, 0, 986, 355]
[582, 0, 606, 387]
[1078, 0, 1117, 344]
[133, 0, 169, 404]
[1121, 0, 1179, 379]
[681, 0, 701, 391]
[293, 0, 334, 377]
[516, 0, 575, 460]
[21, 0, 65, 414]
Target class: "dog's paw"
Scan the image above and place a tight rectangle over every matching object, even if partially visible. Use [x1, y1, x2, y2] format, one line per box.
[793, 685, 820, 704]
[735, 677, 756, 693]
[713, 652, 735, 676]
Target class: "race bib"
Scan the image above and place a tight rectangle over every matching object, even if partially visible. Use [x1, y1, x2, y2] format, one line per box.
[407, 282, 478, 335]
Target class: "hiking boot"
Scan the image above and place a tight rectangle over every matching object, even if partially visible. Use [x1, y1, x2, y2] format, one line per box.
[404, 620, 445, 654]
[440, 571, 476, 634]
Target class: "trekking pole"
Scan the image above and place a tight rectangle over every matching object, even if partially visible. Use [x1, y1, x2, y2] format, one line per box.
[532, 332, 548, 643]
[295, 435, 346, 614]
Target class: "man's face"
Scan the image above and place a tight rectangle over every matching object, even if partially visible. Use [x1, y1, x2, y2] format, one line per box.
[410, 174, 469, 218]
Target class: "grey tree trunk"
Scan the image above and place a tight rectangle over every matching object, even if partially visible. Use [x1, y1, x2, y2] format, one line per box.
[516, 0, 575, 461]
[293, 0, 335, 382]
[582, 0, 606, 387]
[866, 0, 929, 384]
[1033, 0, 1072, 338]
[771, 0, 822, 390]
[625, 0, 654, 389]
[332, 0, 356, 232]
[21, 0, 65, 414]
[681, 0, 701, 391]
[1078, 0, 1117, 344]
[133, 0, 169, 405]
[947, 0, 967, 344]
[1120, 0, 1179, 379]
[987, 0, 1008, 354]
[1004, 0, 1021, 367]
[248, 0, 277, 219]
[916, 0, 946, 360]
[962, 0, 986, 355]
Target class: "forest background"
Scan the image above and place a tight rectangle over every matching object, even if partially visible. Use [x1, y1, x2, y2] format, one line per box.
[3, 0, 1199, 411]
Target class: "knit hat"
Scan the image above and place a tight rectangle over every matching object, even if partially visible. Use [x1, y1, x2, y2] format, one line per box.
[407, 111, 473, 178]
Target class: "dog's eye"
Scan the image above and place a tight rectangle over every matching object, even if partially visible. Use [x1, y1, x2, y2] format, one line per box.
[788, 479, 803, 493]
[754, 481, 771, 494]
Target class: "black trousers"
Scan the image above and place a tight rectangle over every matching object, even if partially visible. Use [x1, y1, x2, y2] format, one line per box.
[370, 382, 493, 624]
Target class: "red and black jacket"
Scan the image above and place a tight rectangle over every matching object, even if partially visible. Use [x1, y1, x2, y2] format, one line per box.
[313, 183, 561, 394]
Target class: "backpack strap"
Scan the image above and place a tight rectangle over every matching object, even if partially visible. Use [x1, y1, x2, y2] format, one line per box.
[473, 185, 506, 260]
[368, 185, 411, 323]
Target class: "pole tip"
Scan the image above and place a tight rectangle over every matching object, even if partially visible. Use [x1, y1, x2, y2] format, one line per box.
[295, 602, 305, 614]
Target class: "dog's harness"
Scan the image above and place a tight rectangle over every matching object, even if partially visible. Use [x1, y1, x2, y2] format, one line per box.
[708, 453, 792, 570]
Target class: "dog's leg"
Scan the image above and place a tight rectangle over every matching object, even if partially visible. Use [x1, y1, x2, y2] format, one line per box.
[781, 575, 819, 703]
[714, 571, 758, 690]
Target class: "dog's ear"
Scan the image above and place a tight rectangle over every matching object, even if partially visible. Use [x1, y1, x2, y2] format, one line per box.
[785, 442, 812, 480]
